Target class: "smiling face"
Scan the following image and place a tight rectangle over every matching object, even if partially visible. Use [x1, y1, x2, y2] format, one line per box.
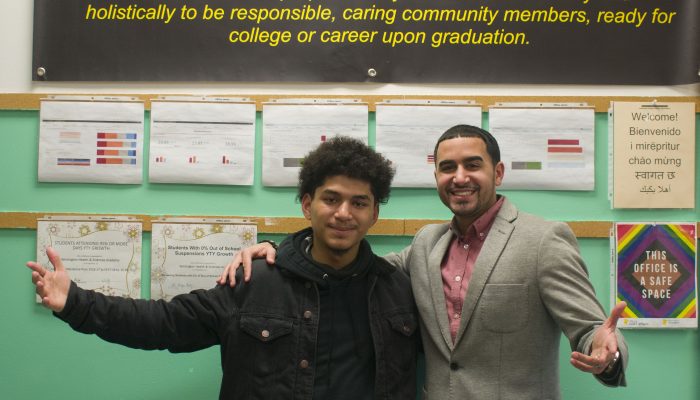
[301, 175, 379, 269]
[434, 137, 504, 232]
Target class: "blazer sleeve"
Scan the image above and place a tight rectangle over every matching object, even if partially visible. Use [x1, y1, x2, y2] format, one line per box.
[384, 225, 442, 276]
[535, 221, 628, 386]
[383, 245, 412, 276]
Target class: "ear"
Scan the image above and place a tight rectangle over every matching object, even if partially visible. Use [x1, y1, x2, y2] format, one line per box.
[301, 193, 313, 220]
[494, 161, 505, 186]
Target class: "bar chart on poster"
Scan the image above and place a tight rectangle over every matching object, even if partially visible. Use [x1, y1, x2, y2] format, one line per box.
[38, 97, 144, 183]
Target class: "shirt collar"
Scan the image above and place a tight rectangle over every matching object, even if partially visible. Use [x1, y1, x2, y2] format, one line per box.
[449, 195, 505, 242]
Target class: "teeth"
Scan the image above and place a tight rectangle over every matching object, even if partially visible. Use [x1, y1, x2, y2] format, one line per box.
[452, 189, 475, 195]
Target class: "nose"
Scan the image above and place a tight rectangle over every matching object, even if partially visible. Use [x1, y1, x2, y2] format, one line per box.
[453, 165, 469, 184]
[335, 201, 352, 220]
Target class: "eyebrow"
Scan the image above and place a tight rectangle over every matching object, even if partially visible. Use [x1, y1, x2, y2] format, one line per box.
[320, 189, 371, 201]
[437, 156, 484, 168]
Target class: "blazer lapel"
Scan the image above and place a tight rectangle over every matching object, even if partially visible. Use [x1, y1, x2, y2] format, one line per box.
[453, 199, 517, 346]
[427, 229, 456, 350]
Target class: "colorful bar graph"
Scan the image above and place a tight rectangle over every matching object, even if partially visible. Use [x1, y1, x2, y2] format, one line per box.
[57, 158, 90, 166]
[511, 161, 542, 170]
[97, 150, 136, 156]
[97, 133, 138, 140]
[96, 158, 137, 165]
[547, 139, 579, 145]
[547, 146, 583, 153]
[59, 132, 81, 143]
[97, 141, 137, 148]
[283, 158, 303, 167]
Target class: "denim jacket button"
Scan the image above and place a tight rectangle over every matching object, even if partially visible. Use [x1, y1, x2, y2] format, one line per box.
[299, 359, 309, 369]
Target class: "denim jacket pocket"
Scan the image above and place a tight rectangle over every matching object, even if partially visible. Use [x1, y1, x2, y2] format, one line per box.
[237, 314, 296, 379]
[240, 314, 293, 342]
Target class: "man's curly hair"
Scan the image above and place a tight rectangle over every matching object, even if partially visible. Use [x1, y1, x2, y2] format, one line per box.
[297, 136, 395, 204]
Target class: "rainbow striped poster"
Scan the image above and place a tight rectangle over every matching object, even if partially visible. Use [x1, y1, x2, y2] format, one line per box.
[613, 223, 697, 328]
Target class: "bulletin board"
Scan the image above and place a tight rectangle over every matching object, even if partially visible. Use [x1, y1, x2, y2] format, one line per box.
[1, 93, 699, 400]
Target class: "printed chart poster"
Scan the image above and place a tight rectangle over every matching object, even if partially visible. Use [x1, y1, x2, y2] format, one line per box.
[262, 101, 368, 186]
[149, 99, 255, 185]
[611, 102, 696, 209]
[151, 218, 257, 300]
[375, 101, 481, 188]
[36, 217, 143, 300]
[489, 106, 595, 190]
[614, 223, 697, 328]
[38, 98, 144, 183]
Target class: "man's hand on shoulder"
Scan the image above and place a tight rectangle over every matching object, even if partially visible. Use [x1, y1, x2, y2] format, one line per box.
[217, 241, 278, 287]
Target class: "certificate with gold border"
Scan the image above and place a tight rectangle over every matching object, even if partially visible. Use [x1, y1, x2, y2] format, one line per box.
[36, 216, 143, 300]
[151, 218, 256, 300]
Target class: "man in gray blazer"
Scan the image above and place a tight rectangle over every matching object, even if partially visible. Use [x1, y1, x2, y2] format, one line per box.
[222, 124, 628, 399]
[382, 124, 627, 399]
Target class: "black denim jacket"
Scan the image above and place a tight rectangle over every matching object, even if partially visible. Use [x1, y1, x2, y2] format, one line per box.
[57, 229, 418, 400]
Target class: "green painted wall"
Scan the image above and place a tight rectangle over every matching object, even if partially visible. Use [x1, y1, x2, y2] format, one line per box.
[1, 110, 698, 399]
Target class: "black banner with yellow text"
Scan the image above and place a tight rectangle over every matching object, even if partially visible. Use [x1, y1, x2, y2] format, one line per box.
[32, 0, 699, 84]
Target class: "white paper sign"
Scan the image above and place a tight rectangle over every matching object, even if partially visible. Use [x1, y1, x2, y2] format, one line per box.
[610, 102, 695, 209]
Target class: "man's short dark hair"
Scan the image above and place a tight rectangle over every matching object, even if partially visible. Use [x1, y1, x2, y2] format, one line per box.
[298, 136, 395, 204]
[433, 125, 501, 166]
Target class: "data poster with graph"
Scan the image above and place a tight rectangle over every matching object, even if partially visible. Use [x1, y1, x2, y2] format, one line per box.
[262, 100, 368, 186]
[149, 97, 255, 185]
[613, 222, 697, 329]
[375, 100, 481, 188]
[38, 96, 144, 183]
[489, 104, 595, 190]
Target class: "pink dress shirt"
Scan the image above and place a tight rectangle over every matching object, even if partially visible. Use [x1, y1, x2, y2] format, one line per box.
[441, 196, 505, 342]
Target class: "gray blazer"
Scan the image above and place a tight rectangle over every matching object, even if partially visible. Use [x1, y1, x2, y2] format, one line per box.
[386, 198, 627, 400]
